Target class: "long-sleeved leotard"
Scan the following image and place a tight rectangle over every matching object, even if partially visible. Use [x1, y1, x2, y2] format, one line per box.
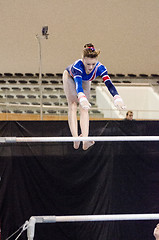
[66, 59, 119, 97]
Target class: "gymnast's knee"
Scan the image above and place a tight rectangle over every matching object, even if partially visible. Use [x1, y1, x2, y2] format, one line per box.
[79, 105, 89, 113]
[68, 102, 78, 112]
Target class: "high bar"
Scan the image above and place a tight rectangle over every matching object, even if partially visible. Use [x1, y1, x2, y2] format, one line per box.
[0, 136, 159, 143]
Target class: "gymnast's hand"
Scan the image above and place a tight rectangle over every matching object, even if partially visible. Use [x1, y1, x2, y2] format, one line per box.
[78, 92, 91, 109]
[114, 95, 126, 110]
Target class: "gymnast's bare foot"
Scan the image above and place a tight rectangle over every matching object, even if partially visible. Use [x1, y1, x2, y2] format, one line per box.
[73, 134, 82, 149]
[82, 141, 95, 151]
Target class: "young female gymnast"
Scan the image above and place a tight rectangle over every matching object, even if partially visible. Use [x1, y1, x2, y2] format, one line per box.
[63, 43, 125, 150]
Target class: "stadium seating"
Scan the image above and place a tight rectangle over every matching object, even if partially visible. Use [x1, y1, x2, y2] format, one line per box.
[0, 73, 158, 119]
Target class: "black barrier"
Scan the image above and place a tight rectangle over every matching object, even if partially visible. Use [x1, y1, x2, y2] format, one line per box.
[0, 120, 159, 240]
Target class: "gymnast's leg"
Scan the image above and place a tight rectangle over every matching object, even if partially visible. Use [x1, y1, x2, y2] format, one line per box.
[63, 70, 81, 149]
[80, 81, 95, 150]
[79, 106, 94, 150]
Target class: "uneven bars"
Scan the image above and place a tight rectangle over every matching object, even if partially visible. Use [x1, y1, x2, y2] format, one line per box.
[27, 213, 159, 240]
[0, 136, 159, 143]
[33, 213, 159, 222]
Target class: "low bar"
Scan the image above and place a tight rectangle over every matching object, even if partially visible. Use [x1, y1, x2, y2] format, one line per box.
[33, 213, 159, 223]
[27, 213, 159, 240]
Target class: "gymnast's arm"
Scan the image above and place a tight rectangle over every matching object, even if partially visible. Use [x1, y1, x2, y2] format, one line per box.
[74, 75, 91, 109]
[99, 66, 125, 109]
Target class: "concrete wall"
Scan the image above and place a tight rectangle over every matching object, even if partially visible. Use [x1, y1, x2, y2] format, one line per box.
[0, 0, 158, 74]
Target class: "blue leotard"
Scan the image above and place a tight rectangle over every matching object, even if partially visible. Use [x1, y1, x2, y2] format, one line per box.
[66, 59, 118, 97]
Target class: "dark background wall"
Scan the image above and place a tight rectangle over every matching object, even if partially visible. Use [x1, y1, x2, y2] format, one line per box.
[0, 0, 158, 74]
[0, 120, 159, 240]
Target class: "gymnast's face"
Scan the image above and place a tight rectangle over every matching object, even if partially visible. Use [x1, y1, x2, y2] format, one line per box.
[83, 57, 97, 74]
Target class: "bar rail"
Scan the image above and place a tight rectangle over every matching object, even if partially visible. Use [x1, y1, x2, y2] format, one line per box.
[27, 213, 159, 240]
[0, 136, 159, 143]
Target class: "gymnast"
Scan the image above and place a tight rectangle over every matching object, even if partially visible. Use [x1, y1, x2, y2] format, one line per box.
[63, 43, 125, 150]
